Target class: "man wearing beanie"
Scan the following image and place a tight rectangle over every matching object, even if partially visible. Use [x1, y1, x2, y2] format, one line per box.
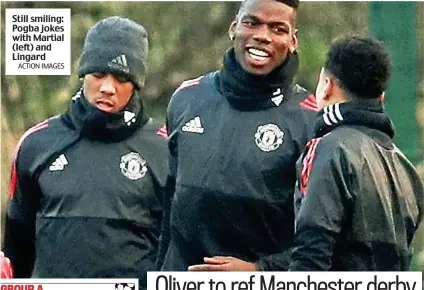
[289, 36, 423, 270]
[3, 17, 168, 288]
[158, 0, 317, 271]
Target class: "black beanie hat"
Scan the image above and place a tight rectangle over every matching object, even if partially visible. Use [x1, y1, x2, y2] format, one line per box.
[78, 16, 148, 89]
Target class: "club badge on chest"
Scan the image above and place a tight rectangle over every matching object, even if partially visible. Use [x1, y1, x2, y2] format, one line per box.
[254, 124, 285, 152]
[120, 152, 147, 180]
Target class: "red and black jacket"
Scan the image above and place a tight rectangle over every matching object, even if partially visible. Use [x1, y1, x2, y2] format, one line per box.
[4, 90, 168, 288]
[158, 49, 318, 271]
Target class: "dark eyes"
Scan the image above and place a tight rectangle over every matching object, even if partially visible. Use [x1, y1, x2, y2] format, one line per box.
[92, 73, 105, 79]
[92, 73, 129, 83]
[242, 20, 257, 27]
[114, 74, 130, 83]
[242, 20, 289, 35]
[273, 26, 289, 34]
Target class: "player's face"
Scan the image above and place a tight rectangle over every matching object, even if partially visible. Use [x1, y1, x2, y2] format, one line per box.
[83, 73, 134, 113]
[230, 0, 298, 75]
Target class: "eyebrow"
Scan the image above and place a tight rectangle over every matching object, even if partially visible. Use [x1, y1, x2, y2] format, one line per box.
[242, 14, 291, 28]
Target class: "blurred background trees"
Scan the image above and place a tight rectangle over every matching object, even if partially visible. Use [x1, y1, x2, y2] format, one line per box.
[1, 1, 423, 270]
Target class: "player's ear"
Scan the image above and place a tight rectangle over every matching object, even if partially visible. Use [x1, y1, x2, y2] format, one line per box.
[229, 20, 237, 41]
[290, 29, 298, 52]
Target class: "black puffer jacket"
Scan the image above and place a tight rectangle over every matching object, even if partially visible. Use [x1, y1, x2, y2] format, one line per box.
[290, 99, 424, 271]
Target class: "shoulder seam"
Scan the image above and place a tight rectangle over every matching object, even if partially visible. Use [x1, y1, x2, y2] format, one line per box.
[156, 125, 168, 139]
[173, 75, 204, 95]
[9, 119, 49, 199]
[300, 137, 323, 195]
[299, 94, 318, 112]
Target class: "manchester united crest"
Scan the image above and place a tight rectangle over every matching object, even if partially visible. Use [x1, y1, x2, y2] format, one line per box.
[120, 152, 148, 180]
[254, 124, 284, 152]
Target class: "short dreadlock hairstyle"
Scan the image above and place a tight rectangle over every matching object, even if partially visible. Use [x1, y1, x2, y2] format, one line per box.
[325, 35, 392, 99]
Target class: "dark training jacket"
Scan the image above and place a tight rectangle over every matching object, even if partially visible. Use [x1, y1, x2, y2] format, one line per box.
[4, 90, 168, 288]
[159, 50, 318, 271]
[290, 100, 424, 271]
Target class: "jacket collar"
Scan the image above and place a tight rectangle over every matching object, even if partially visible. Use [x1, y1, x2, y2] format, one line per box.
[61, 88, 149, 142]
[314, 99, 395, 139]
[218, 48, 299, 111]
